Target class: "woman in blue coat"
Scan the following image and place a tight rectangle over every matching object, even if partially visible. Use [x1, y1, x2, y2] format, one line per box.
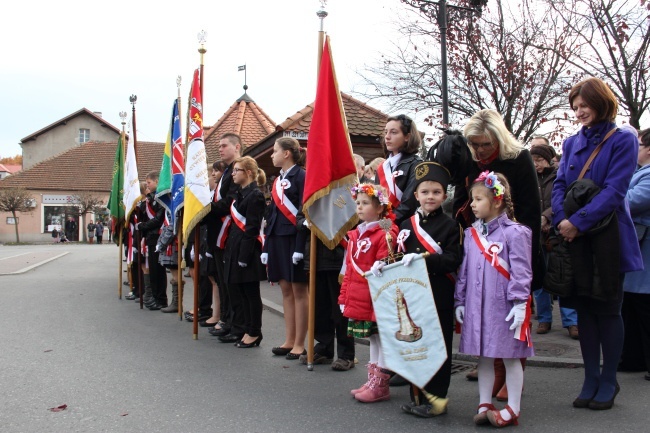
[552, 77, 643, 410]
[620, 128, 650, 380]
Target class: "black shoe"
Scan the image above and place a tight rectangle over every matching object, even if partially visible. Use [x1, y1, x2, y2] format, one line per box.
[199, 320, 219, 328]
[209, 326, 231, 337]
[286, 350, 307, 360]
[401, 402, 417, 415]
[271, 346, 293, 356]
[148, 302, 167, 311]
[218, 334, 241, 343]
[237, 335, 263, 348]
[588, 383, 620, 410]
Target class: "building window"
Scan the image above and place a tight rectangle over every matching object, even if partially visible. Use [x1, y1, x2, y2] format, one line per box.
[79, 128, 90, 143]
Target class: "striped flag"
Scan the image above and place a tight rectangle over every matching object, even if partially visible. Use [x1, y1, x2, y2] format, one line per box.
[107, 132, 125, 224]
[155, 100, 184, 231]
[123, 123, 142, 221]
[303, 36, 359, 249]
[182, 68, 211, 244]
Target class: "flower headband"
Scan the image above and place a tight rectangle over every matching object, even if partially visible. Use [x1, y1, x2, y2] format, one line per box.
[474, 171, 504, 200]
[351, 184, 392, 210]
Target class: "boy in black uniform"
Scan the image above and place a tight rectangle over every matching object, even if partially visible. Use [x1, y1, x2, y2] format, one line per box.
[138, 171, 168, 310]
[397, 162, 463, 417]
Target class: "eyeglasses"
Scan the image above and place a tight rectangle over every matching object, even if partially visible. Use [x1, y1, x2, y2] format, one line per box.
[468, 141, 494, 150]
[231, 168, 246, 174]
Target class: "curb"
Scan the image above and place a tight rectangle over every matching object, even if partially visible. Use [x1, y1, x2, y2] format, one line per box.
[262, 297, 585, 368]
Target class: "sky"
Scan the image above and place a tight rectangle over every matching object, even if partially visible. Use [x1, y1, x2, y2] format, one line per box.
[0, 0, 412, 158]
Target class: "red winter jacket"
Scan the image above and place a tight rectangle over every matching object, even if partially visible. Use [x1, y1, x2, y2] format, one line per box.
[338, 222, 398, 321]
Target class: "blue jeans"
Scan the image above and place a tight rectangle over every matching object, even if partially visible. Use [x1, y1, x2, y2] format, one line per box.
[534, 288, 578, 327]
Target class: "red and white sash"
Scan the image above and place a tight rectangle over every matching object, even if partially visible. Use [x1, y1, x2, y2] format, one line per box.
[271, 176, 298, 225]
[469, 227, 511, 280]
[348, 236, 372, 277]
[216, 216, 231, 249]
[215, 176, 224, 202]
[400, 214, 455, 283]
[230, 201, 264, 246]
[376, 160, 402, 209]
[145, 201, 156, 220]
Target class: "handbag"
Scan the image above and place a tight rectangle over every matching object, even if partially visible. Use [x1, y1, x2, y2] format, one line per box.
[542, 128, 617, 297]
[543, 236, 573, 297]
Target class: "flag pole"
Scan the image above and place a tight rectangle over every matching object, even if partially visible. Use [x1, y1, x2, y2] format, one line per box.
[118, 228, 123, 298]
[306, 4, 328, 372]
[176, 77, 185, 322]
[130, 95, 144, 310]
[192, 31, 207, 340]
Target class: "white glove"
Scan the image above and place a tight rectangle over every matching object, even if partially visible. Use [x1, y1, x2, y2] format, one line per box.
[339, 304, 345, 314]
[190, 249, 195, 261]
[506, 302, 527, 330]
[260, 253, 268, 265]
[303, 220, 311, 228]
[238, 261, 247, 268]
[155, 245, 161, 253]
[455, 306, 465, 324]
[199, 254, 203, 262]
[370, 260, 386, 277]
[292, 252, 303, 265]
[402, 253, 417, 267]
[205, 252, 213, 259]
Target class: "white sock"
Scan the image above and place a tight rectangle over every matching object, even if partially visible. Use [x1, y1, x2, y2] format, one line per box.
[502, 358, 524, 418]
[369, 334, 379, 365]
[477, 356, 495, 412]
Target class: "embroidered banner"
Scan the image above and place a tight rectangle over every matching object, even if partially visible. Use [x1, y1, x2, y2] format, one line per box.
[366, 255, 446, 388]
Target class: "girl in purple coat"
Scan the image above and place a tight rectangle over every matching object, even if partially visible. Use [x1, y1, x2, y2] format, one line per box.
[455, 172, 534, 428]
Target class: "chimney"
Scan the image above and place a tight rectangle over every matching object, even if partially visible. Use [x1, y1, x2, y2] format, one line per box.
[93, 111, 102, 118]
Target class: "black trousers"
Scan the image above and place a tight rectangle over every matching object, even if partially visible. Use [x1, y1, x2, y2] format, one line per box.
[147, 247, 168, 304]
[214, 249, 236, 330]
[231, 281, 262, 337]
[314, 270, 355, 360]
[198, 275, 213, 316]
[621, 292, 650, 372]
[409, 308, 454, 400]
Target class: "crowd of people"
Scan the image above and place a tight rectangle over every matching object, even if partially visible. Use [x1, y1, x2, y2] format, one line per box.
[118, 77, 648, 427]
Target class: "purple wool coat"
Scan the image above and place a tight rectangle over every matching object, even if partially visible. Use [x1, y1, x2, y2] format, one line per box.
[551, 121, 643, 273]
[455, 213, 535, 358]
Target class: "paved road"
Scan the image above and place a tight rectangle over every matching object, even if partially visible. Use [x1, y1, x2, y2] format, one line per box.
[0, 244, 647, 432]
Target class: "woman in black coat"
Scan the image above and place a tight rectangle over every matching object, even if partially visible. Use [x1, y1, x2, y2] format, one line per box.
[223, 156, 267, 348]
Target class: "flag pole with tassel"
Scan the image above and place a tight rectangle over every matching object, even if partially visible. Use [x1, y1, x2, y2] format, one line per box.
[130, 94, 145, 310]
[306, 3, 329, 372]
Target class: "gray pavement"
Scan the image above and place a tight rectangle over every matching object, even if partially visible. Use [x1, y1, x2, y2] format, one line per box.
[1, 243, 648, 433]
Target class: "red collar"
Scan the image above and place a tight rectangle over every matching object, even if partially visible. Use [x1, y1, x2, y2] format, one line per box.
[478, 146, 500, 169]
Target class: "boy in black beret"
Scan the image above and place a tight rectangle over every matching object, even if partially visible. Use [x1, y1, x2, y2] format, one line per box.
[397, 162, 464, 418]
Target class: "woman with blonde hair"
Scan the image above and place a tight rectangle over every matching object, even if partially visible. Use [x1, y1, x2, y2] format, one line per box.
[223, 156, 268, 348]
[453, 109, 541, 402]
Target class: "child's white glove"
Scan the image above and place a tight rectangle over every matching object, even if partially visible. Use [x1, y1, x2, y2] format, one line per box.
[292, 252, 303, 265]
[401, 253, 417, 267]
[238, 261, 247, 268]
[370, 260, 386, 277]
[455, 306, 465, 324]
[260, 253, 268, 265]
[339, 304, 345, 314]
[506, 302, 527, 330]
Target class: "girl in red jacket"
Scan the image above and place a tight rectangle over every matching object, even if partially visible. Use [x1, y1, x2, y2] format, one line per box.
[339, 184, 398, 403]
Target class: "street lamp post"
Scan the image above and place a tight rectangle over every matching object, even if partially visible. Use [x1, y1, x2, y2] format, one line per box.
[404, 0, 485, 126]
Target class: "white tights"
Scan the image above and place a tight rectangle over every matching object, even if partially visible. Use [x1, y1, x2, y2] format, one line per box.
[477, 357, 524, 419]
[369, 334, 385, 368]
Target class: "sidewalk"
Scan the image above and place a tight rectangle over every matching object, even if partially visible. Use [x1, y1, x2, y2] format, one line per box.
[259, 281, 584, 368]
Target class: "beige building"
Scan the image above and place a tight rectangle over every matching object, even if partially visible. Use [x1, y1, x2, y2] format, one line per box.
[20, 108, 121, 170]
